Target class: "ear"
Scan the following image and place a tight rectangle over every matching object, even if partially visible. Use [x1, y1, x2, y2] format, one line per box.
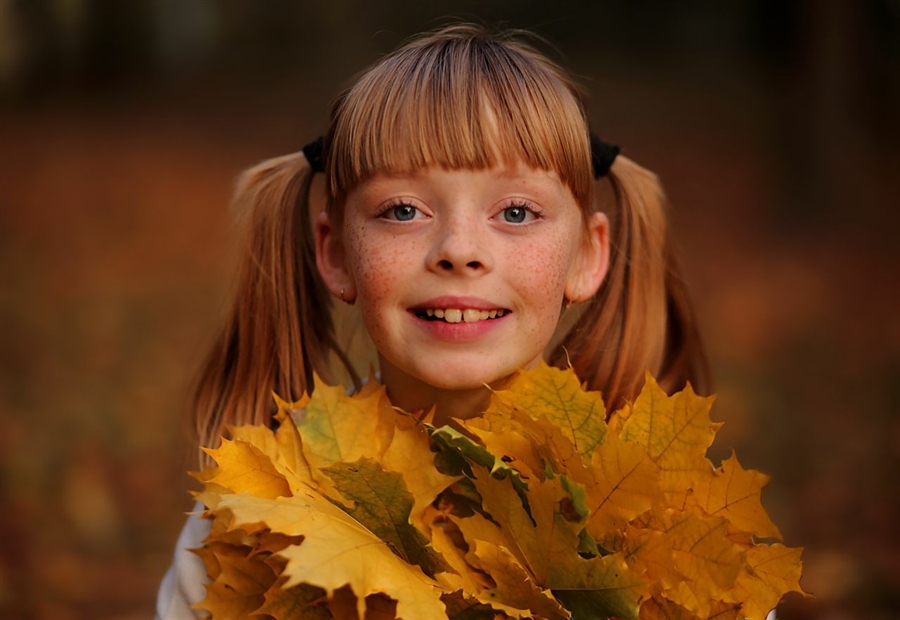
[315, 211, 356, 302]
[565, 211, 610, 303]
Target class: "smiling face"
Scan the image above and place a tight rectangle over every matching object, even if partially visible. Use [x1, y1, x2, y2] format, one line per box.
[315, 27, 610, 414]
[316, 164, 609, 406]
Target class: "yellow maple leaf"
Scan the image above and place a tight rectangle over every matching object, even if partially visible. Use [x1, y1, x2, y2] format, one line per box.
[691, 453, 782, 541]
[429, 520, 495, 595]
[466, 540, 570, 620]
[273, 409, 319, 482]
[586, 432, 662, 540]
[459, 412, 542, 479]
[203, 438, 291, 499]
[620, 374, 720, 503]
[227, 416, 322, 494]
[381, 415, 460, 532]
[720, 543, 807, 620]
[215, 491, 446, 619]
[467, 402, 596, 487]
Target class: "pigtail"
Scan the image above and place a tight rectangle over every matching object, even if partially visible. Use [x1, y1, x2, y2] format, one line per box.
[549, 155, 710, 411]
[192, 151, 355, 457]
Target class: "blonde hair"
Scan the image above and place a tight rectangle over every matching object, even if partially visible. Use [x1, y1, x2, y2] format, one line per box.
[192, 24, 709, 456]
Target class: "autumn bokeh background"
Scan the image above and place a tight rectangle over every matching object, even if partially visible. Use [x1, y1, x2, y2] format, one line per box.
[1, 1, 898, 618]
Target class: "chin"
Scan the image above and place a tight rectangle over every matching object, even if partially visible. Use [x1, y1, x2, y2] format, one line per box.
[417, 365, 516, 392]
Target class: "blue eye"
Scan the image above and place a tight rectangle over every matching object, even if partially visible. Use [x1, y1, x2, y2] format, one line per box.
[382, 204, 419, 221]
[502, 205, 534, 224]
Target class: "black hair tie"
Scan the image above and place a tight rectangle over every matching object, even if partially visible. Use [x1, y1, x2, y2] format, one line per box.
[590, 133, 620, 179]
[301, 137, 325, 174]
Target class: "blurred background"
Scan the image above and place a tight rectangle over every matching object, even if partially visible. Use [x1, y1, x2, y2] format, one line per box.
[1, 0, 898, 618]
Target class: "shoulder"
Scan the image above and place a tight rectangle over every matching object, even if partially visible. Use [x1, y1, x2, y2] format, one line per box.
[155, 506, 212, 620]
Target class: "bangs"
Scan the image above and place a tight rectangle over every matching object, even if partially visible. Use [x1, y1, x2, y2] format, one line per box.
[325, 28, 593, 210]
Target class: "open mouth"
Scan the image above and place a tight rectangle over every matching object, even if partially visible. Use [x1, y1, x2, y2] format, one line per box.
[412, 308, 509, 323]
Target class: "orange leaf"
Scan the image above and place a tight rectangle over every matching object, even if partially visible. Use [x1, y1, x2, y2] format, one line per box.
[193, 544, 277, 619]
[466, 540, 570, 619]
[721, 544, 807, 620]
[256, 581, 331, 620]
[203, 438, 290, 500]
[625, 509, 743, 619]
[586, 433, 662, 540]
[693, 453, 782, 540]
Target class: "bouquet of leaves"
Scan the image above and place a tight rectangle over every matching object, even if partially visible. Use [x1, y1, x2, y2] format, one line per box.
[192, 363, 805, 619]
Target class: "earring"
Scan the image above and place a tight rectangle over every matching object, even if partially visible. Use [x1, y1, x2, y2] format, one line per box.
[339, 287, 355, 305]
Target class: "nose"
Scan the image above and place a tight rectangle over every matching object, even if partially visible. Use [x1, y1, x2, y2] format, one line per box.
[427, 217, 492, 275]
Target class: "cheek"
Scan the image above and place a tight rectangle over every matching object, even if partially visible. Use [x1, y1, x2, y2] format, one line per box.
[515, 237, 576, 303]
[344, 224, 415, 306]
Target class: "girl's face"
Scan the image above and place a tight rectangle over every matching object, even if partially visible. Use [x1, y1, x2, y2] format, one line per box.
[317, 163, 608, 398]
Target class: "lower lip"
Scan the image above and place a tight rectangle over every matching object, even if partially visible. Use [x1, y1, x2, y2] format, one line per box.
[410, 312, 509, 341]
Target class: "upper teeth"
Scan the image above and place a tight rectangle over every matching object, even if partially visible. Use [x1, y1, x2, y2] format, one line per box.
[425, 308, 506, 323]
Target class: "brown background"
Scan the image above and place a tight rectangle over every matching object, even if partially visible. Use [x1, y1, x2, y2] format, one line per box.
[1, 1, 898, 618]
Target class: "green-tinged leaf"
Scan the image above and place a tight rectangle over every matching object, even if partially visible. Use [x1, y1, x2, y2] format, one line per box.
[577, 527, 600, 558]
[429, 424, 531, 514]
[290, 376, 388, 467]
[321, 458, 448, 578]
[464, 469, 644, 619]
[459, 411, 543, 478]
[491, 361, 608, 459]
[272, 409, 319, 485]
[548, 551, 645, 620]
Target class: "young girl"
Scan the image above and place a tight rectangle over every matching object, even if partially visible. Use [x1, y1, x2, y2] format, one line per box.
[156, 24, 709, 619]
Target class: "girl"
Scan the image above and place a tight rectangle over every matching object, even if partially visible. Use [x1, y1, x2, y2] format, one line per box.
[156, 24, 709, 619]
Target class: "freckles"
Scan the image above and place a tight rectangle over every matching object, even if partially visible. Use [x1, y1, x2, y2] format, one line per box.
[516, 238, 571, 293]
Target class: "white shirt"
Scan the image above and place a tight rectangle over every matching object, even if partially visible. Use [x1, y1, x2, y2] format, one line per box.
[155, 506, 211, 620]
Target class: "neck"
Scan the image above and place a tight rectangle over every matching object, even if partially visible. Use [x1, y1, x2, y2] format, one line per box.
[378, 360, 499, 428]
